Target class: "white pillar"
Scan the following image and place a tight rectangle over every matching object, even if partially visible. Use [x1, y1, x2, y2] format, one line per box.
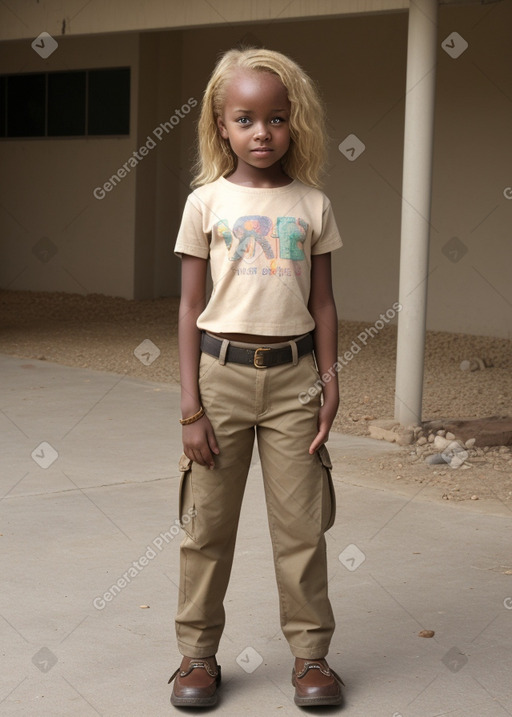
[394, 0, 438, 426]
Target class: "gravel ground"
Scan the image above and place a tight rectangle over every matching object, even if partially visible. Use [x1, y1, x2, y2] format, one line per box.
[1, 290, 511, 507]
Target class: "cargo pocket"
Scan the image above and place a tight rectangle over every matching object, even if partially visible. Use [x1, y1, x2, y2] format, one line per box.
[178, 453, 196, 540]
[318, 444, 336, 532]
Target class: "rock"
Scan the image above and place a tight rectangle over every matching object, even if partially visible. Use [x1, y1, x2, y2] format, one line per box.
[460, 357, 493, 371]
[368, 419, 414, 445]
[460, 359, 478, 371]
[446, 432, 455, 441]
[417, 436, 427, 446]
[396, 430, 415, 446]
[424, 420, 444, 433]
[448, 453, 467, 469]
[425, 453, 448, 465]
[471, 495, 479, 500]
[428, 433, 435, 443]
[465, 438, 476, 448]
[438, 439, 469, 469]
[369, 425, 397, 442]
[418, 629, 435, 638]
[423, 416, 512, 448]
[434, 435, 452, 451]
[368, 419, 400, 442]
[437, 429, 446, 437]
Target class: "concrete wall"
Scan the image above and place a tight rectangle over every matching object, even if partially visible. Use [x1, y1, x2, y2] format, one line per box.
[0, 0, 408, 41]
[0, 33, 140, 297]
[0, 30, 194, 299]
[151, 33, 187, 299]
[428, 3, 512, 338]
[1, 2, 511, 335]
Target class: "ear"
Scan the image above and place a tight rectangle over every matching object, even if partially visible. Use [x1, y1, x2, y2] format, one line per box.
[216, 115, 229, 140]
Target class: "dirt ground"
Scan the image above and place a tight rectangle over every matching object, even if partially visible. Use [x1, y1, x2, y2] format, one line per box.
[1, 290, 511, 509]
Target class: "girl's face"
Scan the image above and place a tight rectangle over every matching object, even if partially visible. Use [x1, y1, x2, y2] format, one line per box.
[216, 69, 291, 182]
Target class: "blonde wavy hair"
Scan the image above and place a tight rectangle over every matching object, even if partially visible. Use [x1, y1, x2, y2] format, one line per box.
[192, 47, 327, 188]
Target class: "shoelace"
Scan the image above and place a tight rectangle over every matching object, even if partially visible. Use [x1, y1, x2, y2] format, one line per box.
[168, 660, 220, 683]
[295, 661, 345, 685]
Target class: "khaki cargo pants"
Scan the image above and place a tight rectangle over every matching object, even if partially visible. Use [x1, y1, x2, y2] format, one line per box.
[175, 339, 336, 660]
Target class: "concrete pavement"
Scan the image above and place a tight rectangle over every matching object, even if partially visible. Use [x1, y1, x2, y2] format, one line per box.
[1, 354, 511, 716]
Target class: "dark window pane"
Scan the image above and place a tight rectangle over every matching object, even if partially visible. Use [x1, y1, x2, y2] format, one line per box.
[7, 74, 45, 137]
[88, 68, 130, 135]
[0, 76, 6, 136]
[48, 71, 86, 136]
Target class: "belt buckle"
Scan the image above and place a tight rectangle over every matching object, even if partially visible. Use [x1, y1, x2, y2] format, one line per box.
[254, 347, 271, 368]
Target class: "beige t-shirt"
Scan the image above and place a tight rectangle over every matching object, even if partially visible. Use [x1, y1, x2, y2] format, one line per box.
[174, 176, 342, 335]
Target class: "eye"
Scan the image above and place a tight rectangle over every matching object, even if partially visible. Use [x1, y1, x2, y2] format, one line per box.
[236, 117, 251, 125]
[270, 117, 286, 125]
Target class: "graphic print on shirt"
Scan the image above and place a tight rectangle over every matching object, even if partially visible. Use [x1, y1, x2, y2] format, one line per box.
[213, 216, 308, 275]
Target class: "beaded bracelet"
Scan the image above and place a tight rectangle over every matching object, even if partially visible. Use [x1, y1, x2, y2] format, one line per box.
[179, 407, 205, 425]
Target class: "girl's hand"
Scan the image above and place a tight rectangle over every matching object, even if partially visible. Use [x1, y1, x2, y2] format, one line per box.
[308, 397, 339, 455]
[182, 414, 220, 469]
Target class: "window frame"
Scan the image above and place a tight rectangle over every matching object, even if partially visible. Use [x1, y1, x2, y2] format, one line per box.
[0, 66, 131, 140]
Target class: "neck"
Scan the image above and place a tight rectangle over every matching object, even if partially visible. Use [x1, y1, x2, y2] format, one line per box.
[225, 164, 293, 188]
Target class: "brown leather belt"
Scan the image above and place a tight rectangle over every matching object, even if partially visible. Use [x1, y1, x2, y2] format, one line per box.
[200, 332, 314, 369]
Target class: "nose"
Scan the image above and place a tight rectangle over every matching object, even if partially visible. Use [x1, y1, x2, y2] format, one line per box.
[253, 122, 270, 140]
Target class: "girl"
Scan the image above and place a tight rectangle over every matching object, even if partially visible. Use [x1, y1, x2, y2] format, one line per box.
[169, 47, 344, 708]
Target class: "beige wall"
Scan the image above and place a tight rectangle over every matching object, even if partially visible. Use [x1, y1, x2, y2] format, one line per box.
[1, 2, 511, 335]
[429, 3, 512, 338]
[0, 0, 408, 41]
[0, 33, 140, 297]
[151, 32, 186, 298]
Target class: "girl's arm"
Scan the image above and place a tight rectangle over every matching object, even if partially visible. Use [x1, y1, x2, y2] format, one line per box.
[307, 252, 340, 454]
[178, 254, 219, 468]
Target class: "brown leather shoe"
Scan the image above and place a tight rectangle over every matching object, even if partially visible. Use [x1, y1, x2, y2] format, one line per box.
[169, 656, 221, 707]
[292, 658, 344, 707]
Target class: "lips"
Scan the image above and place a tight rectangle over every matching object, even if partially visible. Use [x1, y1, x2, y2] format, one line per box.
[251, 147, 273, 155]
